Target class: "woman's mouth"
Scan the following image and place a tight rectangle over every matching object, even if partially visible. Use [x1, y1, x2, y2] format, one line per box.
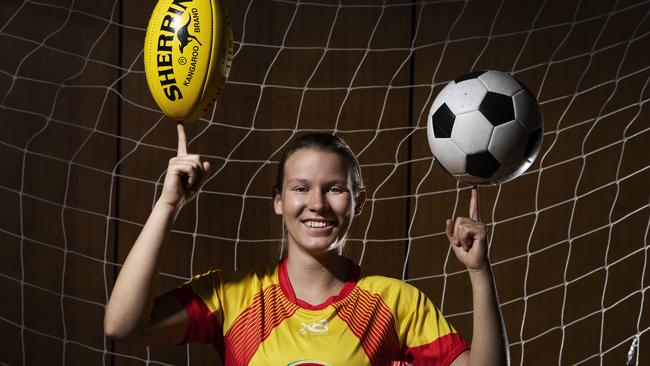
[302, 220, 336, 228]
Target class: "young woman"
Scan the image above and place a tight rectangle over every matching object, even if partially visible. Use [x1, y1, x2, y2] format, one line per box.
[104, 123, 508, 365]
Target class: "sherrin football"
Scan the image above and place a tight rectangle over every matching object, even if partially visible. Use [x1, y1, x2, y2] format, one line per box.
[144, 0, 233, 122]
[427, 70, 544, 185]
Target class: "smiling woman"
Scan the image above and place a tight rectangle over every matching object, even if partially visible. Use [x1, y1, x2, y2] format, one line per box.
[104, 127, 507, 365]
[275, 149, 357, 254]
[272, 133, 366, 258]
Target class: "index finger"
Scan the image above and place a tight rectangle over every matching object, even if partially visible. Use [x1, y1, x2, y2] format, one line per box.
[177, 122, 187, 157]
[469, 186, 480, 221]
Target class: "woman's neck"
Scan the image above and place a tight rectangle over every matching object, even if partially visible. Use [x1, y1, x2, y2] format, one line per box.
[285, 250, 350, 306]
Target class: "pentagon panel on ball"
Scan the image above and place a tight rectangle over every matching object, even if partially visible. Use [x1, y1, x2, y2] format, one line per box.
[427, 70, 544, 185]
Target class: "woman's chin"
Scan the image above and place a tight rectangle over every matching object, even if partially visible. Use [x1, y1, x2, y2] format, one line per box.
[292, 237, 344, 256]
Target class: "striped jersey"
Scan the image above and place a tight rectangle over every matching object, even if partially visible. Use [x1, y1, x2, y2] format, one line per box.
[171, 258, 469, 365]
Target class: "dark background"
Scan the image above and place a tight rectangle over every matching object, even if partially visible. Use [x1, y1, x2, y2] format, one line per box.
[1, 0, 648, 365]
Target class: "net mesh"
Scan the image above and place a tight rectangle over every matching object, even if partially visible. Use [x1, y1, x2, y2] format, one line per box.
[1, 0, 649, 365]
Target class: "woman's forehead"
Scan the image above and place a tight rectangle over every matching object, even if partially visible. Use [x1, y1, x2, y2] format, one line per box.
[283, 148, 350, 180]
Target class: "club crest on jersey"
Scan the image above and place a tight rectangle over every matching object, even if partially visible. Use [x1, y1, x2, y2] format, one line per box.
[287, 361, 329, 366]
[297, 319, 328, 335]
[155, 0, 203, 101]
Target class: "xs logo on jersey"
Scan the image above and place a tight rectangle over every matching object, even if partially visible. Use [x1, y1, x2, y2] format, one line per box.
[298, 319, 328, 335]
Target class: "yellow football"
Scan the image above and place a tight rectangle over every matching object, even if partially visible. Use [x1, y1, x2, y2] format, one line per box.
[144, 0, 233, 122]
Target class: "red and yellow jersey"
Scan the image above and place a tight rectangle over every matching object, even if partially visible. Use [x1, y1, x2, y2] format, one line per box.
[171, 258, 469, 366]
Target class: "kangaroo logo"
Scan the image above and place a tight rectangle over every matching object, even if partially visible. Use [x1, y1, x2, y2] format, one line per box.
[176, 16, 201, 53]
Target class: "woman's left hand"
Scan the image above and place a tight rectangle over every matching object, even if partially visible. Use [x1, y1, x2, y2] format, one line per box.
[445, 187, 490, 272]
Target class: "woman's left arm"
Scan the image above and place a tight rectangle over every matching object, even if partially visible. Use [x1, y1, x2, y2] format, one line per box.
[446, 187, 508, 366]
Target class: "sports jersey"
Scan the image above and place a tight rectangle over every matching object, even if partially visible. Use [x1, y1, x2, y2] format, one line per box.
[170, 258, 470, 365]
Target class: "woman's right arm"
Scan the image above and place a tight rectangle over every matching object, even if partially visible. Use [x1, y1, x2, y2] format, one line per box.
[104, 123, 210, 346]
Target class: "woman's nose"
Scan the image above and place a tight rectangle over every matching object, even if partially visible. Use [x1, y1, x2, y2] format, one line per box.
[307, 190, 327, 211]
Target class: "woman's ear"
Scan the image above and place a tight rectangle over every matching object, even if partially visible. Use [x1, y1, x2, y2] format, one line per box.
[273, 189, 283, 215]
[354, 190, 367, 216]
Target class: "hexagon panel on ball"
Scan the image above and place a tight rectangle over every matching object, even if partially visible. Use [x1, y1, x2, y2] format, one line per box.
[524, 127, 544, 163]
[488, 160, 532, 184]
[513, 89, 543, 133]
[450, 111, 494, 155]
[478, 70, 522, 96]
[429, 138, 467, 175]
[488, 120, 528, 165]
[444, 78, 488, 115]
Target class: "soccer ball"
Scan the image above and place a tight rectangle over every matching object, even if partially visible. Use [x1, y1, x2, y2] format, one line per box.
[427, 70, 543, 185]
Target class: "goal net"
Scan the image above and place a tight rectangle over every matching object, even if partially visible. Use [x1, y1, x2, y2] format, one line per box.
[0, 0, 648, 365]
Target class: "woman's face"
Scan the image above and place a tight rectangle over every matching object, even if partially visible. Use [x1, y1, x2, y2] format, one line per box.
[273, 148, 364, 256]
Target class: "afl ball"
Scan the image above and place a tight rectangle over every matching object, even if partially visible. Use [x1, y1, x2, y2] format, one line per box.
[144, 0, 233, 122]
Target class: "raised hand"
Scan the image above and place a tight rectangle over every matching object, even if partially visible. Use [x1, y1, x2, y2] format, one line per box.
[445, 187, 489, 272]
[159, 122, 211, 208]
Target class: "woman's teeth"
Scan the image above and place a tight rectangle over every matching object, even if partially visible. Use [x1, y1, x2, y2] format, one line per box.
[304, 220, 329, 228]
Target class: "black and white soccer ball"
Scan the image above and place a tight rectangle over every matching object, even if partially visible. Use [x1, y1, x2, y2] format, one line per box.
[427, 70, 543, 185]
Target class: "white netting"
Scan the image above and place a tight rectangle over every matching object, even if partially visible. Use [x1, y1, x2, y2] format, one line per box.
[1, 0, 649, 365]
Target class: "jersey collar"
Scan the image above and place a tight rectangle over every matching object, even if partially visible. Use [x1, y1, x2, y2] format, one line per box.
[278, 256, 360, 311]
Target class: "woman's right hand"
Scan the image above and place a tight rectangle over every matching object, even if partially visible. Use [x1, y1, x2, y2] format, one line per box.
[159, 122, 211, 208]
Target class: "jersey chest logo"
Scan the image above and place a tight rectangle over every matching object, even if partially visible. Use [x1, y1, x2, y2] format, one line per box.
[297, 319, 328, 335]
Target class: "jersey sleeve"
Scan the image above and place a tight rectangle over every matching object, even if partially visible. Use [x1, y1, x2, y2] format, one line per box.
[401, 289, 470, 365]
[169, 269, 226, 348]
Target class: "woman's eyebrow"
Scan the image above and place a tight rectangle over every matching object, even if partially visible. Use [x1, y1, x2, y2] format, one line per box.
[286, 178, 310, 185]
